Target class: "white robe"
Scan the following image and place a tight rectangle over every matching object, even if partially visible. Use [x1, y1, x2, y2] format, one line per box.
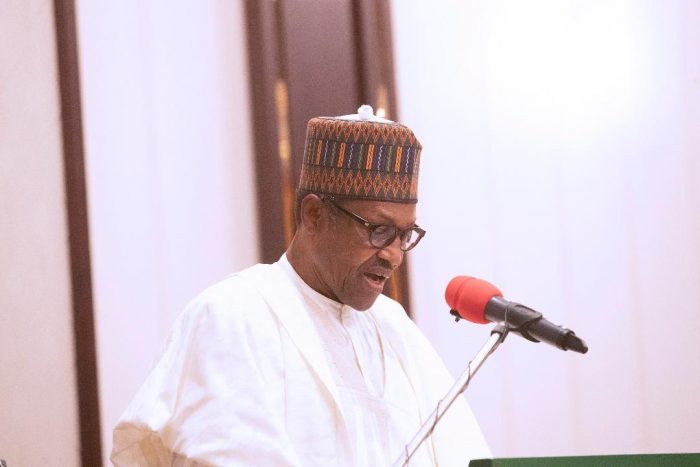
[111, 258, 491, 466]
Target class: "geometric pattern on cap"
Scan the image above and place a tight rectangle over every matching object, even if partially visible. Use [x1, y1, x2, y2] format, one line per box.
[298, 115, 422, 203]
[299, 165, 418, 203]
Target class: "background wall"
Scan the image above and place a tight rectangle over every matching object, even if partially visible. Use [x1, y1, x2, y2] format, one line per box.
[4, 0, 699, 464]
[0, 1, 81, 465]
[75, 1, 258, 463]
[393, 0, 700, 458]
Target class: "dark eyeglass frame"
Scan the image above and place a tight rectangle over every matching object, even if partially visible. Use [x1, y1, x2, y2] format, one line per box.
[322, 196, 426, 251]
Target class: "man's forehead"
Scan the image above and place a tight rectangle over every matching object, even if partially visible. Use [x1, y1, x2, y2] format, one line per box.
[343, 198, 417, 224]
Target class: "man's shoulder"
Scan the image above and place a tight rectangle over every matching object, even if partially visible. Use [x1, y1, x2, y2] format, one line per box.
[181, 262, 284, 325]
[196, 262, 285, 300]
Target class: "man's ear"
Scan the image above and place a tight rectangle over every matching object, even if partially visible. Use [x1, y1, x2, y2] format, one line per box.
[299, 194, 324, 233]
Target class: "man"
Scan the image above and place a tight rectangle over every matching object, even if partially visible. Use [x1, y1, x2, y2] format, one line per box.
[112, 106, 491, 466]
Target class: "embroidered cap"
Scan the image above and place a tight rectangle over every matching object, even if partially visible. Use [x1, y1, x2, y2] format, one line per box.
[298, 105, 422, 203]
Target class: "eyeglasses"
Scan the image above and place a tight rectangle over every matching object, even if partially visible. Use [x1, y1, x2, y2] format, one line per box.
[323, 197, 426, 251]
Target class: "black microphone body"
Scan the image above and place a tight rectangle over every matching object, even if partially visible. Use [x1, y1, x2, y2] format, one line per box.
[484, 296, 588, 353]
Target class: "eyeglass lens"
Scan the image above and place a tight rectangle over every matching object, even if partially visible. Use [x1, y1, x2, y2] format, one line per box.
[370, 226, 421, 251]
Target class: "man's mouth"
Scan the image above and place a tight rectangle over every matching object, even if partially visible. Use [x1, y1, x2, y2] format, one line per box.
[364, 271, 389, 287]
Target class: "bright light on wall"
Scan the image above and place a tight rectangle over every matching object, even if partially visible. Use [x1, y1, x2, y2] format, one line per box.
[481, 1, 644, 124]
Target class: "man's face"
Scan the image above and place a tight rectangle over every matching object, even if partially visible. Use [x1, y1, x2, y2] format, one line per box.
[310, 198, 417, 311]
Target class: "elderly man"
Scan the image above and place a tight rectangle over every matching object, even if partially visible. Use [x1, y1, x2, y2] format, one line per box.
[112, 107, 491, 466]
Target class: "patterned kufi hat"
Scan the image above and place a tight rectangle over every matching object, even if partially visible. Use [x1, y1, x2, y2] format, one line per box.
[298, 105, 422, 203]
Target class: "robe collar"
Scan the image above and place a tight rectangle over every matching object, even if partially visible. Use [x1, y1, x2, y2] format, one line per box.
[245, 255, 349, 425]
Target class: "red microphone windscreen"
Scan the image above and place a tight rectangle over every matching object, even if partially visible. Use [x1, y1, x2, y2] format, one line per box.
[445, 276, 503, 324]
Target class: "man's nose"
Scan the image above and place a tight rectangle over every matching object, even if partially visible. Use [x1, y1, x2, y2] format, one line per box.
[377, 236, 404, 269]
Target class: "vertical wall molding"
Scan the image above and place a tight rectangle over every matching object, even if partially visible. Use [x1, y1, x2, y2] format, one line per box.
[244, 1, 284, 263]
[53, 0, 103, 464]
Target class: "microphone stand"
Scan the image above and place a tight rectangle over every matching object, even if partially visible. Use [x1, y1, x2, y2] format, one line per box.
[391, 324, 509, 467]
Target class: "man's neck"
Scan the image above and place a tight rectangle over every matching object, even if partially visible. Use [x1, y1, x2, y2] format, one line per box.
[285, 235, 335, 303]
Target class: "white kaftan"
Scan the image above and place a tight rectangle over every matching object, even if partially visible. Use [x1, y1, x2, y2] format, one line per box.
[111, 256, 491, 466]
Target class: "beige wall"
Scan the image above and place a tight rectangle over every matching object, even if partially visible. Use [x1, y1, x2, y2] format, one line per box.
[393, 0, 700, 458]
[0, 1, 258, 464]
[0, 1, 81, 465]
[75, 2, 259, 463]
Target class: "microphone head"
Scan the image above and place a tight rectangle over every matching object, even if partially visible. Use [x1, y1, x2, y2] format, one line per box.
[445, 276, 503, 324]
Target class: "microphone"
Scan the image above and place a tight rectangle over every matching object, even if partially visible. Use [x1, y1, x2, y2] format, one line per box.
[445, 276, 588, 354]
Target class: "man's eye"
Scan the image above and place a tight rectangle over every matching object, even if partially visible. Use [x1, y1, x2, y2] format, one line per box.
[373, 225, 395, 239]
